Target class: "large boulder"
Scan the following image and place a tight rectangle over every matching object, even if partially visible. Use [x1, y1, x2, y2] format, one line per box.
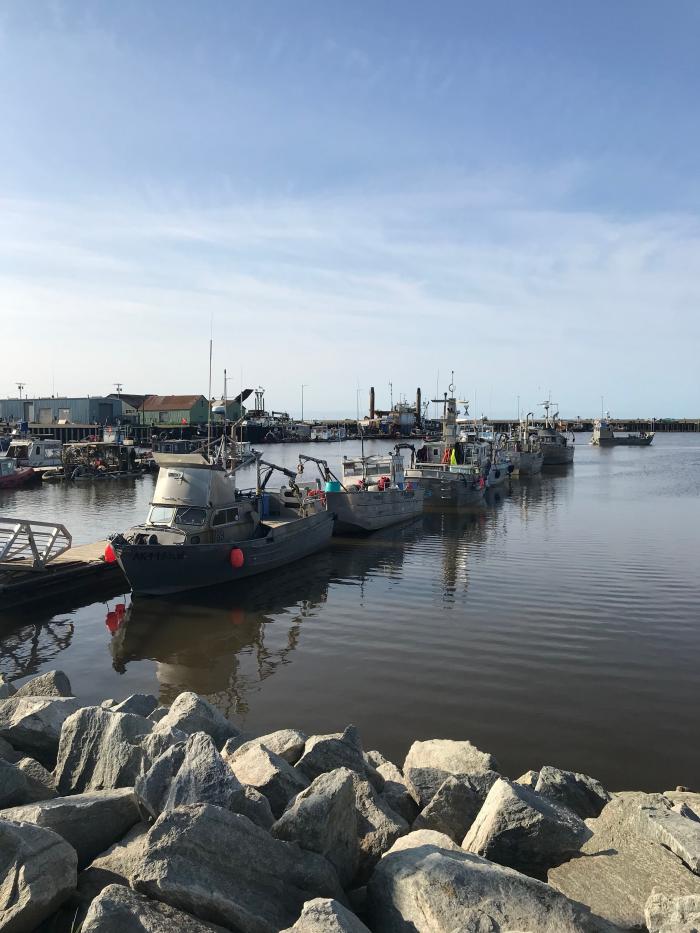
[53, 706, 181, 794]
[535, 765, 611, 819]
[0, 736, 21, 763]
[152, 692, 239, 748]
[225, 728, 308, 766]
[0, 696, 80, 766]
[224, 741, 309, 818]
[630, 797, 700, 874]
[280, 898, 371, 932]
[77, 823, 150, 904]
[462, 777, 591, 878]
[665, 791, 700, 823]
[412, 774, 485, 842]
[0, 674, 16, 699]
[272, 767, 360, 886]
[367, 841, 607, 932]
[353, 775, 408, 881]
[0, 759, 34, 809]
[131, 803, 345, 932]
[549, 793, 700, 930]
[81, 884, 226, 932]
[296, 726, 381, 789]
[383, 829, 462, 855]
[111, 695, 159, 718]
[645, 891, 700, 933]
[136, 732, 273, 828]
[14, 669, 73, 698]
[403, 738, 499, 777]
[404, 765, 500, 810]
[0, 818, 77, 931]
[0, 788, 140, 868]
[373, 759, 418, 824]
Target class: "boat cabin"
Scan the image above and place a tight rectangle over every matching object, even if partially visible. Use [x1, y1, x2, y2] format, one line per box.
[0, 458, 18, 478]
[2, 437, 62, 468]
[342, 452, 406, 488]
[62, 440, 139, 476]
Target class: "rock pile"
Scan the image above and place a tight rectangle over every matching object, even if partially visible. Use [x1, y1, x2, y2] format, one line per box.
[1, 670, 700, 932]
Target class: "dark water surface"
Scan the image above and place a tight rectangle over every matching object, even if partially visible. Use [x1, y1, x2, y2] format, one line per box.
[2, 435, 699, 791]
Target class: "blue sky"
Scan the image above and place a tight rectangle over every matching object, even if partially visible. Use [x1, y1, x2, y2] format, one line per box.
[1, 0, 699, 417]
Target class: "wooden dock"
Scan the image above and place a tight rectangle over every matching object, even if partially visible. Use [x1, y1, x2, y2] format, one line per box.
[0, 539, 125, 610]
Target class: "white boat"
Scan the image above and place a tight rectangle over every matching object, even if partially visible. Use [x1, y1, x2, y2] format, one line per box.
[591, 416, 654, 447]
[1, 436, 62, 474]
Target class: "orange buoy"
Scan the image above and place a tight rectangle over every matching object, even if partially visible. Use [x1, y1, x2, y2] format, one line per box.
[230, 547, 245, 569]
[104, 543, 117, 563]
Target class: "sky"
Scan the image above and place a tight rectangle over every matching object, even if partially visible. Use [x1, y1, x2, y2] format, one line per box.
[1, 0, 699, 418]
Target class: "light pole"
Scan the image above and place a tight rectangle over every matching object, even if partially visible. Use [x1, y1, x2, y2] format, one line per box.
[301, 384, 309, 422]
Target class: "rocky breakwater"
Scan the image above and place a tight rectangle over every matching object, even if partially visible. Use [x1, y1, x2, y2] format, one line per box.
[1, 672, 700, 932]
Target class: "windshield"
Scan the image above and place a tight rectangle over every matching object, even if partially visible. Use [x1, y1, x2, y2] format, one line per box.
[148, 505, 208, 527]
[149, 506, 175, 525]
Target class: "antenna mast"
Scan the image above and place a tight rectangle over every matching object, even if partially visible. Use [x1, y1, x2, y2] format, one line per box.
[206, 337, 213, 454]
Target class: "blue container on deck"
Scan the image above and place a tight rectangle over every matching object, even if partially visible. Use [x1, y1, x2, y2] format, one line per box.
[259, 493, 271, 518]
[324, 480, 342, 493]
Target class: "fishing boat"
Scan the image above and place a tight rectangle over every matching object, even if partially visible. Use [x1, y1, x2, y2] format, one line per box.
[591, 417, 654, 447]
[297, 447, 424, 533]
[472, 424, 516, 488]
[513, 414, 544, 475]
[404, 386, 485, 507]
[108, 443, 334, 596]
[0, 436, 62, 476]
[0, 458, 36, 489]
[536, 399, 575, 466]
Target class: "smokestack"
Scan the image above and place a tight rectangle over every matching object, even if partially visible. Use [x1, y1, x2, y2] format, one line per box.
[369, 386, 375, 420]
[416, 387, 422, 428]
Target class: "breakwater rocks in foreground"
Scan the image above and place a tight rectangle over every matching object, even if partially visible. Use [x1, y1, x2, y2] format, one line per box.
[1, 672, 700, 932]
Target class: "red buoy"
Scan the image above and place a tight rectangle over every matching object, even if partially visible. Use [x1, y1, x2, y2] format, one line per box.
[230, 547, 245, 569]
[104, 543, 117, 564]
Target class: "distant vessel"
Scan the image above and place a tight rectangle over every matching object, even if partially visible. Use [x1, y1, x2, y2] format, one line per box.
[514, 414, 544, 476]
[591, 416, 654, 447]
[536, 399, 575, 466]
[0, 458, 36, 489]
[110, 445, 334, 596]
[298, 447, 424, 533]
[405, 385, 485, 507]
[0, 436, 62, 474]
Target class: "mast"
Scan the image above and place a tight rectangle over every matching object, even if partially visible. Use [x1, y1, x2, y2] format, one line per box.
[206, 337, 213, 455]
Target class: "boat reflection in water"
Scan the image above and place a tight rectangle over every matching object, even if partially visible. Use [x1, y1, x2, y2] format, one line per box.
[108, 521, 424, 716]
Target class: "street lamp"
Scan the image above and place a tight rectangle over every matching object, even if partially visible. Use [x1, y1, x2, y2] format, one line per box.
[301, 384, 309, 422]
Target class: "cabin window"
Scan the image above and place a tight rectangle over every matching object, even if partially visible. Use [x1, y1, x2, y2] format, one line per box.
[174, 507, 207, 526]
[35, 447, 41, 456]
[213, 508, 239, 526]
[149, 506, 176, 525]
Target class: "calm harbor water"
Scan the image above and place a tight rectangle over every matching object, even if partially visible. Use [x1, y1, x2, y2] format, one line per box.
[1, 434, 699, 791]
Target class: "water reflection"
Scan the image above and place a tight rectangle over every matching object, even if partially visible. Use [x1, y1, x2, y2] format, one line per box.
[0, 617, 76, 682]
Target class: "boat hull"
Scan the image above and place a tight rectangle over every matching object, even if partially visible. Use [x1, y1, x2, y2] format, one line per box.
[326, 487, 424, 533]
[114, 510, 334, 596]
[517, 451, 544, 475]
[0, 467, 36, 489]
[541, 446, 575, 466]
[592, 435, 654, 447]
[405, 468, 484, 507]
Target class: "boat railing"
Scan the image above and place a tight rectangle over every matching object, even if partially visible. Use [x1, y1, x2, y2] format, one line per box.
[0, 517, 72, 571]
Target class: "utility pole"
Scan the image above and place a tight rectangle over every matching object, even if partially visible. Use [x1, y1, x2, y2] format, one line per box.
[16, 382, 25, 399]
[301, 384, 309, 421]
[389, 381, 393, 410]
[114, 382, 123, 397]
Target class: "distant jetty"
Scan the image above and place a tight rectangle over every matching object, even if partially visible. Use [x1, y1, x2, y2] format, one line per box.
[1, 671, 699, 931]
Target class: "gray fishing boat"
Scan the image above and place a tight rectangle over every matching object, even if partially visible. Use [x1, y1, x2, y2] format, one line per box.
[404, 387, 485, 507]
[591, 417, 654, 447]
[297, 448, 424, 534]
[536, 399, 575, 466]
[109, 444, 334, 596]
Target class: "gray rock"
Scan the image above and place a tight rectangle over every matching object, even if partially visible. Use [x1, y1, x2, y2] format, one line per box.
[280, 898, 371, 932]
[228, 728, 308, 765]
[101, 699, 118, 709]
[136, 731, 273, 828]
[0, 674, 16, 699]
[645, 891, 700, 933]
[15, 756, 58, 802]
[14, 669, 73, 698]
[353, 774, 408, 881]
[0, 758, 32, 808]
[367, 841, 607, 932]
[462, 777, 591, 878]
[365, 749, 390, 769]
[224, 741, 309, 818]
[0, 817, 77, 931]
[147, 706, 169, 723]
[0, 695, 80, 766]
[153, 692, 239, 747]
[674, 802, 700, 824]
[82, 883, 227, 932]
[516, 768, 540, 787]
[403, 737, 499, 777]
[384, 829, 462, 854]
[665, 791, 700, 823]
[273, 767, 360, 886]
[77, 822, 150, 903]
[404, 765, 500, 810]
[0, 788, 140, 868]
[535, 765, 611, 819]
[412, 774, 485, 842]
[296, 725, 382, 789]
[131, 803, 345, 932]
[549, 793, 700, 930]
[54, 706, 155, 794]
[111, 694, 159, 718]
[631, 798, 700, 873]
[0, 735, 22, 763]
[375, 760, 418, 824]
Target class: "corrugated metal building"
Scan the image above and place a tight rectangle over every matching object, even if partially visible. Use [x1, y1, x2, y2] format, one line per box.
[0, 396, 119, 425]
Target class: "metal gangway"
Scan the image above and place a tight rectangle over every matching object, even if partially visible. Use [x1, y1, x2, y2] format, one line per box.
[0, 518, 72, 571]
